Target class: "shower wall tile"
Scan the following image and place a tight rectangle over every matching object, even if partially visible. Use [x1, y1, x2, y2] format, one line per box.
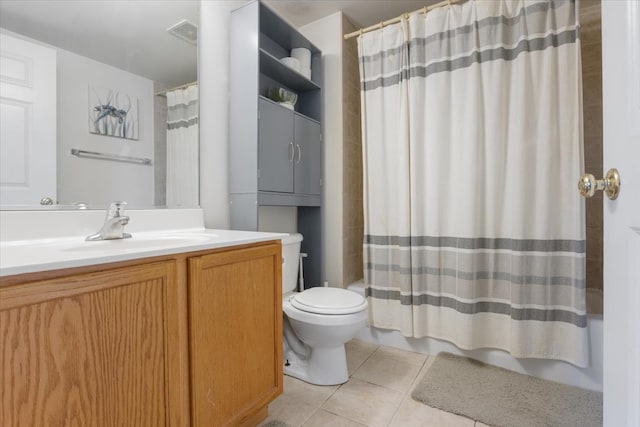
[586, 225, 603, 259]
[581, 40, 602, 75]
[580, 0, 603, 295]
[582, 73, 602, 106]
[584, 105, 603, 140]
[580, 1, 602, 37]
[586, 197, 603, 228]
[342, 16, 364, 287]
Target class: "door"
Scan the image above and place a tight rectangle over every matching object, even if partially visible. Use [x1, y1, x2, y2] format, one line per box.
[601, 2, 640, 426]
[0, 32, 56, 206]
[258, 98, 294, 193]
[294, 114, 321, 195]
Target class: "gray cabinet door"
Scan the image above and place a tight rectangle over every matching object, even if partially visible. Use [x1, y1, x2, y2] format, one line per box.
[258, 99, 294, 193]
[294, 115, 321, 195]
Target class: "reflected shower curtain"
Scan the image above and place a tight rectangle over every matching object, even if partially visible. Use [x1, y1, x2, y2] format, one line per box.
[358, 0, 588, 366]
[166, 84, 199, 206]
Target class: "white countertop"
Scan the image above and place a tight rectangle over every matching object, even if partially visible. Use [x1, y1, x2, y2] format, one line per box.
[1, 228, 285, 277]
[0, 209, 286, 278]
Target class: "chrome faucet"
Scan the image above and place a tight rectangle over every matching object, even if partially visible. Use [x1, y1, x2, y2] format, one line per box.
[86, 201, 132, 241]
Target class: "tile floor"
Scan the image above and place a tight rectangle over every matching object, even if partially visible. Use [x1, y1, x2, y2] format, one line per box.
[259, 339, 491, 427]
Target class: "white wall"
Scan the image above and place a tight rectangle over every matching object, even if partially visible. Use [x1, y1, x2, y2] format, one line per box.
[56, 48, 154, 207]
[258, 206, 298, 233]
[299, 13, 345, 287]
[199, 0, 245, 229]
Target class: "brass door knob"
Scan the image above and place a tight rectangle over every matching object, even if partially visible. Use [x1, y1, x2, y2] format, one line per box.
[578, 168, 620, 200]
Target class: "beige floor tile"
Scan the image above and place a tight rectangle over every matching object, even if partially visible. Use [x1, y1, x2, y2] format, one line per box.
[321, 378, 404, 427]
[260, 396, 318, 427]
[389, 396, 475, 427]
[260, 375, 339, 427]
[303, 409, 367, 426]
[374, 345, 428, 367]
[280, 374, 339, 405]
[352, 348, 425, 393]
[345, 339, 378, 375]
[474, 423, 492, 427]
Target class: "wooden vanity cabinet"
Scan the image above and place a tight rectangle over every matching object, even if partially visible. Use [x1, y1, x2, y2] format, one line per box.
[0, 261, 180, 427]
[188, 243, 283, 426]
[0, 240, 283, 427]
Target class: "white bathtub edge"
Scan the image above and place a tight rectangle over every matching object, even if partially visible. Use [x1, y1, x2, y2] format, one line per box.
[347, 281, 603, 392]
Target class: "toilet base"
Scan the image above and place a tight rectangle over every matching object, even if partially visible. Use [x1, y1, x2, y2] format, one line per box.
[283, 344, 349, 386]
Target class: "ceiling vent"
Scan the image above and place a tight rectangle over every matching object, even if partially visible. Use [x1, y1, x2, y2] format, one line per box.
[167, 19, 198, 45]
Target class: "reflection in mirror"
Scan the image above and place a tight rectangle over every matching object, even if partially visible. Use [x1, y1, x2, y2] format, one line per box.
[0, 1, 199, 210]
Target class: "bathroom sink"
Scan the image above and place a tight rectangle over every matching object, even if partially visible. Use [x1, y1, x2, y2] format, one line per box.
[61, 233, 214, 253]
[0, 226, 285, 277]
[147, 230, 219, 239]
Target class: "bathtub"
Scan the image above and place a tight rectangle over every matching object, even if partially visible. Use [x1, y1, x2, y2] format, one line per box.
[348, 281, 603, 392]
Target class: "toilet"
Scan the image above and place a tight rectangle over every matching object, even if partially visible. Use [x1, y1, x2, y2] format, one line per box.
[281, 233, 368, 385]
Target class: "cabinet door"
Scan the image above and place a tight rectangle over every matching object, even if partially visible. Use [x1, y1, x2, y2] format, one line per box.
[294, 115, 322, 195]
[189, 243, 283, 426]
[258, 98, 294, 193]
[0, 262, 179, 427]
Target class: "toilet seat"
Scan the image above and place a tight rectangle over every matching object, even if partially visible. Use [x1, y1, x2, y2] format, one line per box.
[290, 287, 367, 315]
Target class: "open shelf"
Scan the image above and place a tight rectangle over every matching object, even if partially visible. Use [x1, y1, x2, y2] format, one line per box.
[258, 95, 320, 123]
[259, 3, 321, 54]
[259, 49, 320, 92]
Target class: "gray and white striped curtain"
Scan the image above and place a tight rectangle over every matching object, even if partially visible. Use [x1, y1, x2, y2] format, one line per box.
[166, 84, 199, 207]
[359, 0, 588, 366]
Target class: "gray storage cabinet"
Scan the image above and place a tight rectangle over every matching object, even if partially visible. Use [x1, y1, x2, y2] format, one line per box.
[294, 114, 321, 196]
[258, 99, 295, 193]
[258, 98, 321, 196]
[230, 0, 323, 288]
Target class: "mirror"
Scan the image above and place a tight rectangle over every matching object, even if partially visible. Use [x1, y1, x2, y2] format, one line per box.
[0, 1, 199, 210]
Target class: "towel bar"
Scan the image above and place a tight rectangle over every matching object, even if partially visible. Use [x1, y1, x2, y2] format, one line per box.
[70, 149, 152, 165]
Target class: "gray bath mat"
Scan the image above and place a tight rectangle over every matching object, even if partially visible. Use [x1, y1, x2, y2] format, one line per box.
[412, 352, 602, 427]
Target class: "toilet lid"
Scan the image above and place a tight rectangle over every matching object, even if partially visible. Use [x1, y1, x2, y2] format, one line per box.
[290, 287, 367, 315]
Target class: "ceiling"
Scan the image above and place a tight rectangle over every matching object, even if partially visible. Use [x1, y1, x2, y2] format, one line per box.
[0, 1, 436, 87]
[266, 0, 439, 29]
[0, 0, 199, 87]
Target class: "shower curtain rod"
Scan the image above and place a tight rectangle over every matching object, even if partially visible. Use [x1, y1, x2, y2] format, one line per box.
[155, 80, 198, 97]
[344, 0, 466, 40]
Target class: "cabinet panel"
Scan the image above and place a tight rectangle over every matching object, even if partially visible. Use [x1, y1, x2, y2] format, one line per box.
[0, 262, 175, 427]
[294, 115, 321, 195]
[258, 98, 294, 193]
[189, 243, 282, 426]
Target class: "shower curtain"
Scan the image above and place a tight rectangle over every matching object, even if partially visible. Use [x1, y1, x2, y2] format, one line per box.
[166, 84, 199, 207]
[359, 0, 588, 366]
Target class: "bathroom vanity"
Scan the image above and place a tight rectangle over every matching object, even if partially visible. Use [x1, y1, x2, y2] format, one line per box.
[0, 210, 284, 426]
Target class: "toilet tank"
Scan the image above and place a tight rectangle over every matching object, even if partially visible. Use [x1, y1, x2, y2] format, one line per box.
[281, 233, 303, 293]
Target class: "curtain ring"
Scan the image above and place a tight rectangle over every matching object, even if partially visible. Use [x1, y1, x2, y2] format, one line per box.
[378, 21, 384, 30]
[447, 0, 452, 6]
[359, 28, 363, 37]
